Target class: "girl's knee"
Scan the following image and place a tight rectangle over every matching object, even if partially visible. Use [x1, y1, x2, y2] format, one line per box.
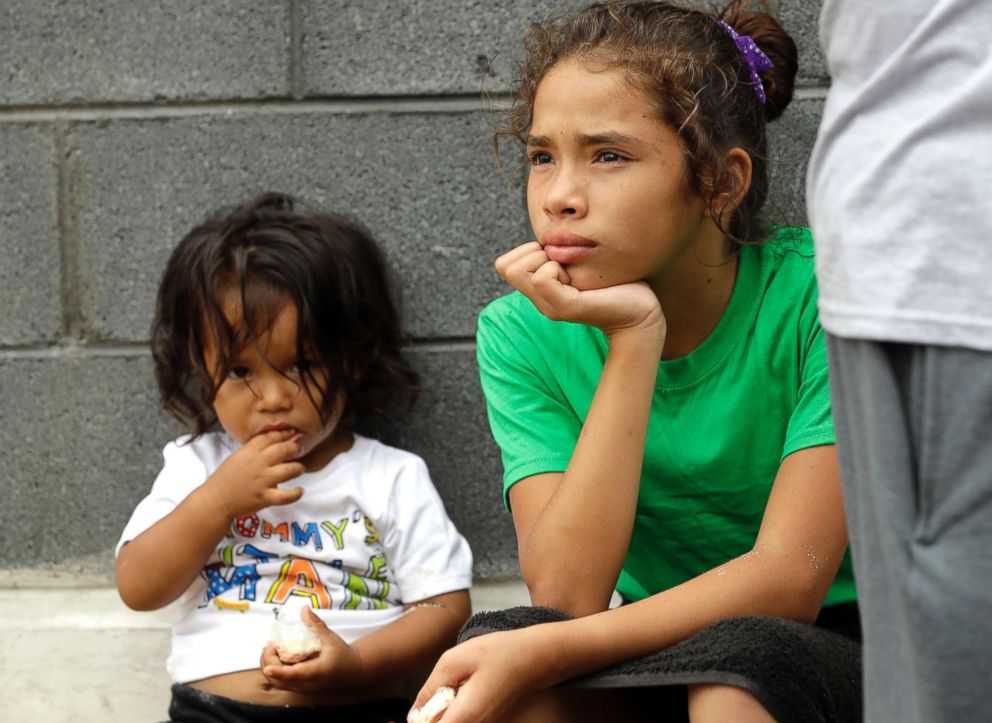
[687, 683, 776, 723]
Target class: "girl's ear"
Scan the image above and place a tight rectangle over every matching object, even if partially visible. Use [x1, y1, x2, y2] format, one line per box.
[711, 147, 752, 225]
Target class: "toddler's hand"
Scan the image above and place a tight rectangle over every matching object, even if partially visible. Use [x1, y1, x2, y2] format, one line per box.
[496, 241, 665, 341]
[201, 429, 305, 520]
[260, 607, 363, 693]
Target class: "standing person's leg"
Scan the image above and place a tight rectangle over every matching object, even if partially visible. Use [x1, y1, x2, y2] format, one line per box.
[828, 336, 992, 722]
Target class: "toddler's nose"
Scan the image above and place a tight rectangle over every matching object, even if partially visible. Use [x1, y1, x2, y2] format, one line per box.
[255, 372, 296, 411]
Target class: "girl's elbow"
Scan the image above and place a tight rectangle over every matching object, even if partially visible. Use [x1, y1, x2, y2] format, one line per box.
[526, 578, 610, 618]
[784, 571, 831, 625]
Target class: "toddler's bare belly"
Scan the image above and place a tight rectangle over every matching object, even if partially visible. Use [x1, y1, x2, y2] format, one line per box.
[187, 669, 406, 707]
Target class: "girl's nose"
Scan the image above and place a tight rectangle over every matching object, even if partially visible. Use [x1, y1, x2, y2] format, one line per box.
[543, 166, 588, 219]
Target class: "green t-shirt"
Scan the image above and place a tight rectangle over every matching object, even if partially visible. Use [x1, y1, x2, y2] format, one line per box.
[476, 227, 856, 608]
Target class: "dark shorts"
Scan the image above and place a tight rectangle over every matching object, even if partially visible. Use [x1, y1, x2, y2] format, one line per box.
[167, 683, 410, 723]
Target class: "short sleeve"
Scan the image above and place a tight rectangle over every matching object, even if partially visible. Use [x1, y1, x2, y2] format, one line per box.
[381, 456, 473, 604]
[781, 296, 835, 460]
[115, 438, 209, 556]
[476, 298, 583, 508]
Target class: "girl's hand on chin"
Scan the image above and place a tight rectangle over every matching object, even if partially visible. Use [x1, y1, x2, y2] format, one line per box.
[496, 241, 665, 341]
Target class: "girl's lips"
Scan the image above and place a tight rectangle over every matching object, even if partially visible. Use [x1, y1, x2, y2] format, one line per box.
[540, 229, 596, 265]
[544, 244, 596, 264]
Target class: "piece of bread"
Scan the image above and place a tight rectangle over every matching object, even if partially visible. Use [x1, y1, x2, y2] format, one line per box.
[269, 613, 322, 664]
[409, 686, 457, 723]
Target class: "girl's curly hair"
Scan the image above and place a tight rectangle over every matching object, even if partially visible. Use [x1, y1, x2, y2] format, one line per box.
[496, 0, 798, 247]
[152, 192, 420, 439]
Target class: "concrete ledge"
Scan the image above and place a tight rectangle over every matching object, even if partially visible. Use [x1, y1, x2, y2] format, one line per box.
[0, 580, 529, 722]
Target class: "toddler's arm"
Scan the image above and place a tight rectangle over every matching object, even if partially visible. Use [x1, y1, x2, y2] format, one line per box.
[116, 429, 304, 610]
[259, 589, 471, 696]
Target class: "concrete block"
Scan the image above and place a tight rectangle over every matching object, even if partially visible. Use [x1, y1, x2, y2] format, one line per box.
[780, 0, 829, 85]
[302, 1, 826, 96]
[301, 0, 579, 96]
[767, 96, 824, 227]
[0, 354, 177, 566]
[0, 124, 61, 346]
[0, 0, 289, 105]
[73, 110, 528, 343]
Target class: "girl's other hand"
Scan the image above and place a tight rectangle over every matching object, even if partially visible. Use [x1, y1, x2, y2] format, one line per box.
[260, 607, 364, 693]
[410, 629, 554, 723]
[200, 429, 306, 520]
[496, 241, 665, 343]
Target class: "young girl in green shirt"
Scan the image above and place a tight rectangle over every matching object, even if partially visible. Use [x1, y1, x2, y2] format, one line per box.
[411, 2, 859, 722]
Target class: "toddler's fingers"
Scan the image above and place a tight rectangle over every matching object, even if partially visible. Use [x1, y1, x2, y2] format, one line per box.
[250, 428, 298, 449]
[265, 485, 305, 507]
[270, 461, 306, 484]
[260, 642, 282, 669]
[263, 437, 304, 464]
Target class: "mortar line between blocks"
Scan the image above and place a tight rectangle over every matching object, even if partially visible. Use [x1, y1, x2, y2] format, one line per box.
[0, 339, 475, 359]
[54, 122, 85, 343]
[0, 96, 503, 123]
[289, 0, 305, 100]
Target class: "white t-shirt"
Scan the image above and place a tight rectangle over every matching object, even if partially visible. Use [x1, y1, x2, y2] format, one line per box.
[116, 433, 473, 684]
[807, 0, 992, 351]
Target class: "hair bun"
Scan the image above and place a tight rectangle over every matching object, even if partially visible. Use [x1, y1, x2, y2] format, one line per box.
[721, 4, 798, 121]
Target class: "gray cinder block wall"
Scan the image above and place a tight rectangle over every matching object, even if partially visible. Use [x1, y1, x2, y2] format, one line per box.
[0, 1, 826, 585]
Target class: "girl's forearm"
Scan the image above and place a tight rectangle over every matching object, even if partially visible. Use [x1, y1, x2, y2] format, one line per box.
[545, 544, 833, 684]
[115, 486, 231, 610]
[350, 591, 471, 686]
[521, 328, 662, 615]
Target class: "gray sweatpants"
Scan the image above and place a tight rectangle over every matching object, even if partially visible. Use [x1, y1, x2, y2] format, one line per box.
[827, 336, 992, 723]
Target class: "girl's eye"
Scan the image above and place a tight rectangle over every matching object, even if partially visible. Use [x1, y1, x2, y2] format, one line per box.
[528, 151, 553, 165]
[596, 150, 626, 163]
[228, 366, 251, 380]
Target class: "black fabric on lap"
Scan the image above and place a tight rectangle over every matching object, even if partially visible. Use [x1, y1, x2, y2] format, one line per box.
[459, 606, 862, 723]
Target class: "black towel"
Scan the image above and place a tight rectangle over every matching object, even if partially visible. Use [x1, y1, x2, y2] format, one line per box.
[459, 606, 862, 723]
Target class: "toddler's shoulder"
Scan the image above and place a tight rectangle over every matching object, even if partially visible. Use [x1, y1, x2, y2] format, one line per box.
[162, 432, 236, 472]
[348, 435, 429, 476]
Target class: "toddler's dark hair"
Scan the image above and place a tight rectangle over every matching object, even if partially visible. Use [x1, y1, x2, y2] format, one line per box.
[152, 192, 419, 439]
[496, 0, 798, 247]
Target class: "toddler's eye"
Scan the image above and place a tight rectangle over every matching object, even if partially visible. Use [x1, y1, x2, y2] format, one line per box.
[228, 366, 251, 380]
[291, 360, 314, 375]
[528, 151, 553, 165]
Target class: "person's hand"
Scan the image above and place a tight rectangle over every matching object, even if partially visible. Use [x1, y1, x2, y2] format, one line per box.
[260, 607, 364, 693]
[495, 242, 665, 342]
[409, 628, 558, 723]
[200, 429, 305, 519]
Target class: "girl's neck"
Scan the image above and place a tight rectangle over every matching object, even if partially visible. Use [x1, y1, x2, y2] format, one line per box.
[651, 245, 739, 361]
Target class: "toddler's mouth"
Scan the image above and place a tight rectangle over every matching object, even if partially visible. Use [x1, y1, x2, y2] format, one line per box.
[256, 423, 300, 437]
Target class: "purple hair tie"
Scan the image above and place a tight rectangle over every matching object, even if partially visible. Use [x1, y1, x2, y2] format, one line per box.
[717, 20, 774, 104]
